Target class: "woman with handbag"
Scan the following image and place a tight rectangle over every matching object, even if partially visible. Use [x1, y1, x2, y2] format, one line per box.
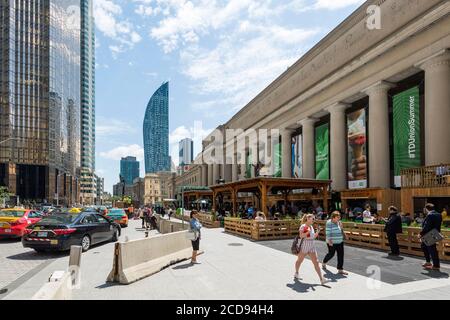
[294, 214, 326, 285]
[190, 210, 202, 264]
[322, 211, 349, 275]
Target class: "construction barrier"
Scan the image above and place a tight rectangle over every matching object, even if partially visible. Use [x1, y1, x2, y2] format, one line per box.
[31, 271, 72, 300]
[107, 230, 193, 285]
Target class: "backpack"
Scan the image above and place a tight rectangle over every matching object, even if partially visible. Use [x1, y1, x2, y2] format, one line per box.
[291, 236, 304, 255]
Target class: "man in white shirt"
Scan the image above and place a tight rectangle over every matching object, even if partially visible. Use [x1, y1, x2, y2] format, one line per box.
[362, 204, 373, 224]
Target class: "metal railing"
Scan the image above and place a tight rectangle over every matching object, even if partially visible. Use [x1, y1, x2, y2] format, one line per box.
[401, 164, 450, 188]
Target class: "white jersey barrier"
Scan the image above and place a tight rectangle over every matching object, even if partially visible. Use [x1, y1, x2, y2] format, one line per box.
[107, 230, 192, 285]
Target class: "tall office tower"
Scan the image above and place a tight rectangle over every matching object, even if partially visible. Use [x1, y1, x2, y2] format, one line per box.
[0, 0, 81, 206]
[179, 138, 194, 165]
[79, 0, 96, 205]
[120, 156, 140, 185]
[143, 82, 170, 173]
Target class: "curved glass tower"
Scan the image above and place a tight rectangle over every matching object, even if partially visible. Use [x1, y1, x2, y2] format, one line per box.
[143, 82, 170, 173]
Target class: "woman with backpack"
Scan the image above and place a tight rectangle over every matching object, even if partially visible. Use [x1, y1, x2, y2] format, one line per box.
[294, 214, 326, 285]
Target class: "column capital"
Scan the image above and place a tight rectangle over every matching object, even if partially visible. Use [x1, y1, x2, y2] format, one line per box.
[362, 81, 395, 95]
[325, 102, 350, 114]
[416, 49, 450, 71]
[297, 117, 318, 127]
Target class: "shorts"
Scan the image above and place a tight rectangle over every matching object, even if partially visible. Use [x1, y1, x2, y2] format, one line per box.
[299, 239, 317, 254]
[191, 238, 200, 251]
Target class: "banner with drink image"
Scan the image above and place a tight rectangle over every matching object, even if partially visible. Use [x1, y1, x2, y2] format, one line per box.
[347, 108, 367, 189]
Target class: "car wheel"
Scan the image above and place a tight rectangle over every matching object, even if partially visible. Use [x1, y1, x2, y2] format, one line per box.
[111, 228, 119, 242]
[81, 235, 91, 252]
[34, 249, 46, 253]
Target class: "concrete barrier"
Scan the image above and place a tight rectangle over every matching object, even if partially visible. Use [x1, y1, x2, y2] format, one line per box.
[107, 230, 193, 285]
[32, 271, 72, 300]
[155, 214, 189, 234]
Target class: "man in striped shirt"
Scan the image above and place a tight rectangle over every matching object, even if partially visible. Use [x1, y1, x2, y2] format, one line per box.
[322, 211, 349, 275]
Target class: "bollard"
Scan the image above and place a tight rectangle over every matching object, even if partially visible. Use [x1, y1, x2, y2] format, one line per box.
[69, 246, 82, 267]
[69, 246, 82, 289]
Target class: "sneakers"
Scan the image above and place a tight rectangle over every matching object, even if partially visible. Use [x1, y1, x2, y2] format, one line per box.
[338, 270, 349, 275]
[422, 262, 432, 268]
[294, 272, 300, 279]
[320, 278, 329, 286]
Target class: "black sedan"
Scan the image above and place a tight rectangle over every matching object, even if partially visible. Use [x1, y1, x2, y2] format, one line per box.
[22, 212, 121, 252]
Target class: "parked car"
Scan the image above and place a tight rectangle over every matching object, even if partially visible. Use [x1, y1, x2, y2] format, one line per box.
[0, 209, 43, 239]
[22, 212, 121, 252]
[106, 208, 128, 228]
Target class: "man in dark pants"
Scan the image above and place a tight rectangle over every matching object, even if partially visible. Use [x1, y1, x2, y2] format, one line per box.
[419, 203, 443, 271]
[384, 206, 402, 256]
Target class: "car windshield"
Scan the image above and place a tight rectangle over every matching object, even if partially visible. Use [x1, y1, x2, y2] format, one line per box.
[39, 214, 80, 225]
[0, 210, 25, 217]
[108, 209, 124, 215]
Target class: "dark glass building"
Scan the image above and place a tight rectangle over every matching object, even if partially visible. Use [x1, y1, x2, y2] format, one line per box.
[0, 0, 81, 205]
[120, 156, 140, 186]
[143, 82, 170, 173]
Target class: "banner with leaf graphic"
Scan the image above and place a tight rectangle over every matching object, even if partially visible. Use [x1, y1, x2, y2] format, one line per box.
[246, 150, 252, 179]
[393, 86, 421, 187]
[315, 123, 329, 180]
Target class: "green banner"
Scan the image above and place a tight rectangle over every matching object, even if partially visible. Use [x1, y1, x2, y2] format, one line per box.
[315, 123, 329, 180]
[393, 86, 421, 186]
[245, 151, 252, 178]
[273, 143, 282, 177]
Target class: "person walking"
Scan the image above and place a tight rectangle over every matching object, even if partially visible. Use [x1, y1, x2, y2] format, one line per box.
[384, 206, 403, 256]
[190, 210, 202, 264]
[419, 203, 443, 271]
[322, 211, 348, 275]
[294, 214, 326, 285]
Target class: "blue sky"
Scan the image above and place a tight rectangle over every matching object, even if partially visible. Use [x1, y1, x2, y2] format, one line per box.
[94, 0, 366, 192]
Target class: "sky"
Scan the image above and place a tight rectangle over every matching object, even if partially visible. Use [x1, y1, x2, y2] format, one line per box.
[94, 0, 366, 193]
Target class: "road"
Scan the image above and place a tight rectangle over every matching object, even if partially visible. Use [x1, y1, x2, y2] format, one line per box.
[0, 218, 157, 299]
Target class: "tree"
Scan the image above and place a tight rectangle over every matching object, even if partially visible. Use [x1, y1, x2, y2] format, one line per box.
[122, 196, 132, 206]
[0, 186, 12, 207]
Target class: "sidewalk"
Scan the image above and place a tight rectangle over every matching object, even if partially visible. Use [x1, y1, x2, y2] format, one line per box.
[4, 224, 450, 300]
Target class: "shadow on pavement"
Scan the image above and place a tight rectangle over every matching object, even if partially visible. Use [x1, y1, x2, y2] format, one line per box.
[6, 251, 67, 261]
[286, 279, 331, 293]
[421, 270, 449, 279]
[0, 238, 21, 243]
[96, 282, 121, 289]
[323, 269, 347, 282]
[172, 262, 196, 270]
[382, 255, 405, 261]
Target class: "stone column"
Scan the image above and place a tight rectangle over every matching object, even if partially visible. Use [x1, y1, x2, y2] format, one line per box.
[213, 164, 220, 184]
[232, 153, 239, 182]
[299, 118, 317, 179]
[326, 103, 349, 191]
[201, 165, 208, 186]
[364, 81, 394, 189]
[208, 164, 213, 186]
[418, 50, 450, 165]
[281, 128, 293, 178]
[240, 164, 246, 180]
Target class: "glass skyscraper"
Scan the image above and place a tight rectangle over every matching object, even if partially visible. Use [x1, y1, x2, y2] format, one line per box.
[79, 0, 97, 204]
[120, 157, 140, 185]
[143, 82, 170, 173]
[0, 0, 81, 205]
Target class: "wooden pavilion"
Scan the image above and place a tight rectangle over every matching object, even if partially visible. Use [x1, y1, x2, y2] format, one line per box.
[209, 177, 331, 216]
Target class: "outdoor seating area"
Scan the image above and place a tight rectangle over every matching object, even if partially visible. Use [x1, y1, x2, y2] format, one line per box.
[223, 218, 450, 261]
[210, 177, 331, 216]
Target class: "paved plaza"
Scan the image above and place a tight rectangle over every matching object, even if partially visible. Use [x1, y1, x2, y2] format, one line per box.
[1, 218, 449, 300]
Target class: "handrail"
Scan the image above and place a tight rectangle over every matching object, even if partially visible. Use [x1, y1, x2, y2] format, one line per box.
[401, 163, 450, 188]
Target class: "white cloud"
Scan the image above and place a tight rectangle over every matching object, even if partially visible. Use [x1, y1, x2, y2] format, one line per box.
[96, 118, 137, 137]
[100, 144, 145, 162]
[94, 0, 142, 56]
[311, 0, 365, 10]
